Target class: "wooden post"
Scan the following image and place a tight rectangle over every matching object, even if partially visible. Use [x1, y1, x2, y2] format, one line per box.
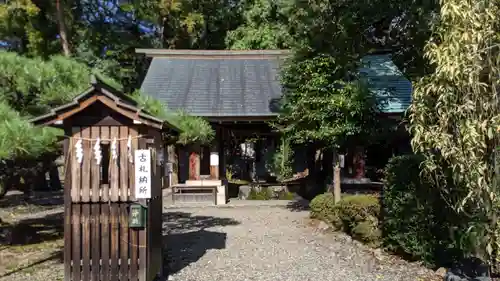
[63, 129, 72, 281]
[166, 144, 178, 186]
[333, 150, 341, 203]
[217, 127, 226, 181]
[334, 164, 341, 203]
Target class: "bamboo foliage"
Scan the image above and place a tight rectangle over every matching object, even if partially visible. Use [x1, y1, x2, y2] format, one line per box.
[410, 0, 500, 263]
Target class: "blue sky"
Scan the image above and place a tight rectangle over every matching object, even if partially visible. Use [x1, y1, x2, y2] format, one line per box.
[83, 0, 156, 32]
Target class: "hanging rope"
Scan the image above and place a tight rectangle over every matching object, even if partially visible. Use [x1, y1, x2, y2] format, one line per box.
[62, 134, 145, 142]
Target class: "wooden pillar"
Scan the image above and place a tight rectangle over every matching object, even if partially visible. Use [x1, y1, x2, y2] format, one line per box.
[217, 127, 226, 181]
[166, 144, 178, 186]
[63, 128, 72, 281]
[200, 146, 210, 176]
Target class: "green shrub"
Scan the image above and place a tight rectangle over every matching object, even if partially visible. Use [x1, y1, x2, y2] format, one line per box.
[337, 195, 381, 246]
[268, 137, 294, 181]
[248, 187, 272, 200]
[336, 195, 380, 226]
[310, 193, 381, 246]
[382, 154, 462, 267]
[0, 180, 6, 198]
[128, 91, 215, 145]
[277, 190, 295, 200]
[352, 220, 381, 245]
[248, 187, 258, 199]
[310, 193, 340, 226]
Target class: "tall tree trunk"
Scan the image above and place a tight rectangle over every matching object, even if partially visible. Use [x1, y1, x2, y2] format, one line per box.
[56, 0, 71, 56]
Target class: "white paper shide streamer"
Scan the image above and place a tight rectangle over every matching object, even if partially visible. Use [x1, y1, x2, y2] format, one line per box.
[93, 137, 102, 164]
[75, 139, 83, 164]
[127, 135, 133, 163]
[111, 137, 118, 160]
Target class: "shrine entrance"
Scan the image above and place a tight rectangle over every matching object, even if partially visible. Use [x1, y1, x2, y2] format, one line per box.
[31, 75, 180, 281]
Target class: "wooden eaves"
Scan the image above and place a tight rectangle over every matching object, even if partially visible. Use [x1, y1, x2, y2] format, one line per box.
[30, 75, 181, 134]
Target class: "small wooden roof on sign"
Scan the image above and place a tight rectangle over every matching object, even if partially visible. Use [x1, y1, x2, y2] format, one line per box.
[30, 75, 181, 132]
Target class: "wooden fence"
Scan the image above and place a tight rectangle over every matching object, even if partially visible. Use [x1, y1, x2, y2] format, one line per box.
[64, 125, 163, 281]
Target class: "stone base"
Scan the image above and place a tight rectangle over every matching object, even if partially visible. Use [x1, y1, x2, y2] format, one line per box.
[238, 185, 252, 199]
[341, 177, 372, 184]
[181, 180, 226, 205]
[216, 185, 227, 205]
[185, 179, 222, 186]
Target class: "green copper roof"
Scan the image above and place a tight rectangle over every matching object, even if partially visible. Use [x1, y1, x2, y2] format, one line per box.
[359, 54, 412, 114]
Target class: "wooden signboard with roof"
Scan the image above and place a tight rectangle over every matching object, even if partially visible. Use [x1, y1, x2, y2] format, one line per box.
[31, 75, 179, 281]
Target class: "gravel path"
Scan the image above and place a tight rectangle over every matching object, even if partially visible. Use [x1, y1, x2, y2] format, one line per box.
[0, 197, 439, 281]
[164, 203, 439, 281]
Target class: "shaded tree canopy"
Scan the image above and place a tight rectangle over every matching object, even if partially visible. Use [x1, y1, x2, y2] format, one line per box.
[225, 0, 292, 50]
[0, 0, 439, 186]
[275, 55, 380, 148]
[0, 50, 213, 165]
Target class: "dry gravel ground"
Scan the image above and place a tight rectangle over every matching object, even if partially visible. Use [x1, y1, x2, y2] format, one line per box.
[0, 191, 64, 281]
[0, 192, 440, 281]
[164, 203, 441, 281]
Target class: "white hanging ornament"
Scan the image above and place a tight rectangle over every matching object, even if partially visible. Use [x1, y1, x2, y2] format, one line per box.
[93, 137, 102, 165]
[111, 137, 118, 160]
[75, 139, 83, 164]
[127, 135, 133, 163]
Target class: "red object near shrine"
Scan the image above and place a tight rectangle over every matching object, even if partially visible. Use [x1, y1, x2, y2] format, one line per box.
[189, 151, 200, 180]
[352, 148, 366, 179]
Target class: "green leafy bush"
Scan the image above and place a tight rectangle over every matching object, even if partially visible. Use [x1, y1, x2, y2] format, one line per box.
[0, 51, 111, 117]
[352, 220, 381, 245]
[337, 195, 381, 246]
[0, 102, 62, 197]
[129, 91, 214, 145]
[310, 193, 341, 226]
[248, 187, 272, 200]
[382, 154, 463, 267]
[268, 137, 294, 181]
[247, 186, 294, 200]
[310, 193, 381, 246]
[0, 180, 6, 197]
[337, 195, 380, 223]
[0, 102, 62, 160]
[168, 111, 215, 145]
[277, 190, 295, 200]
[275, 53, 380, 147]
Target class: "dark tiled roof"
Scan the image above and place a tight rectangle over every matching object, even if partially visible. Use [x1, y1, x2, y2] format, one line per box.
[139, 50, 412, 117]
[136, 49, 290, 57]
[140, 56, 285, 117]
